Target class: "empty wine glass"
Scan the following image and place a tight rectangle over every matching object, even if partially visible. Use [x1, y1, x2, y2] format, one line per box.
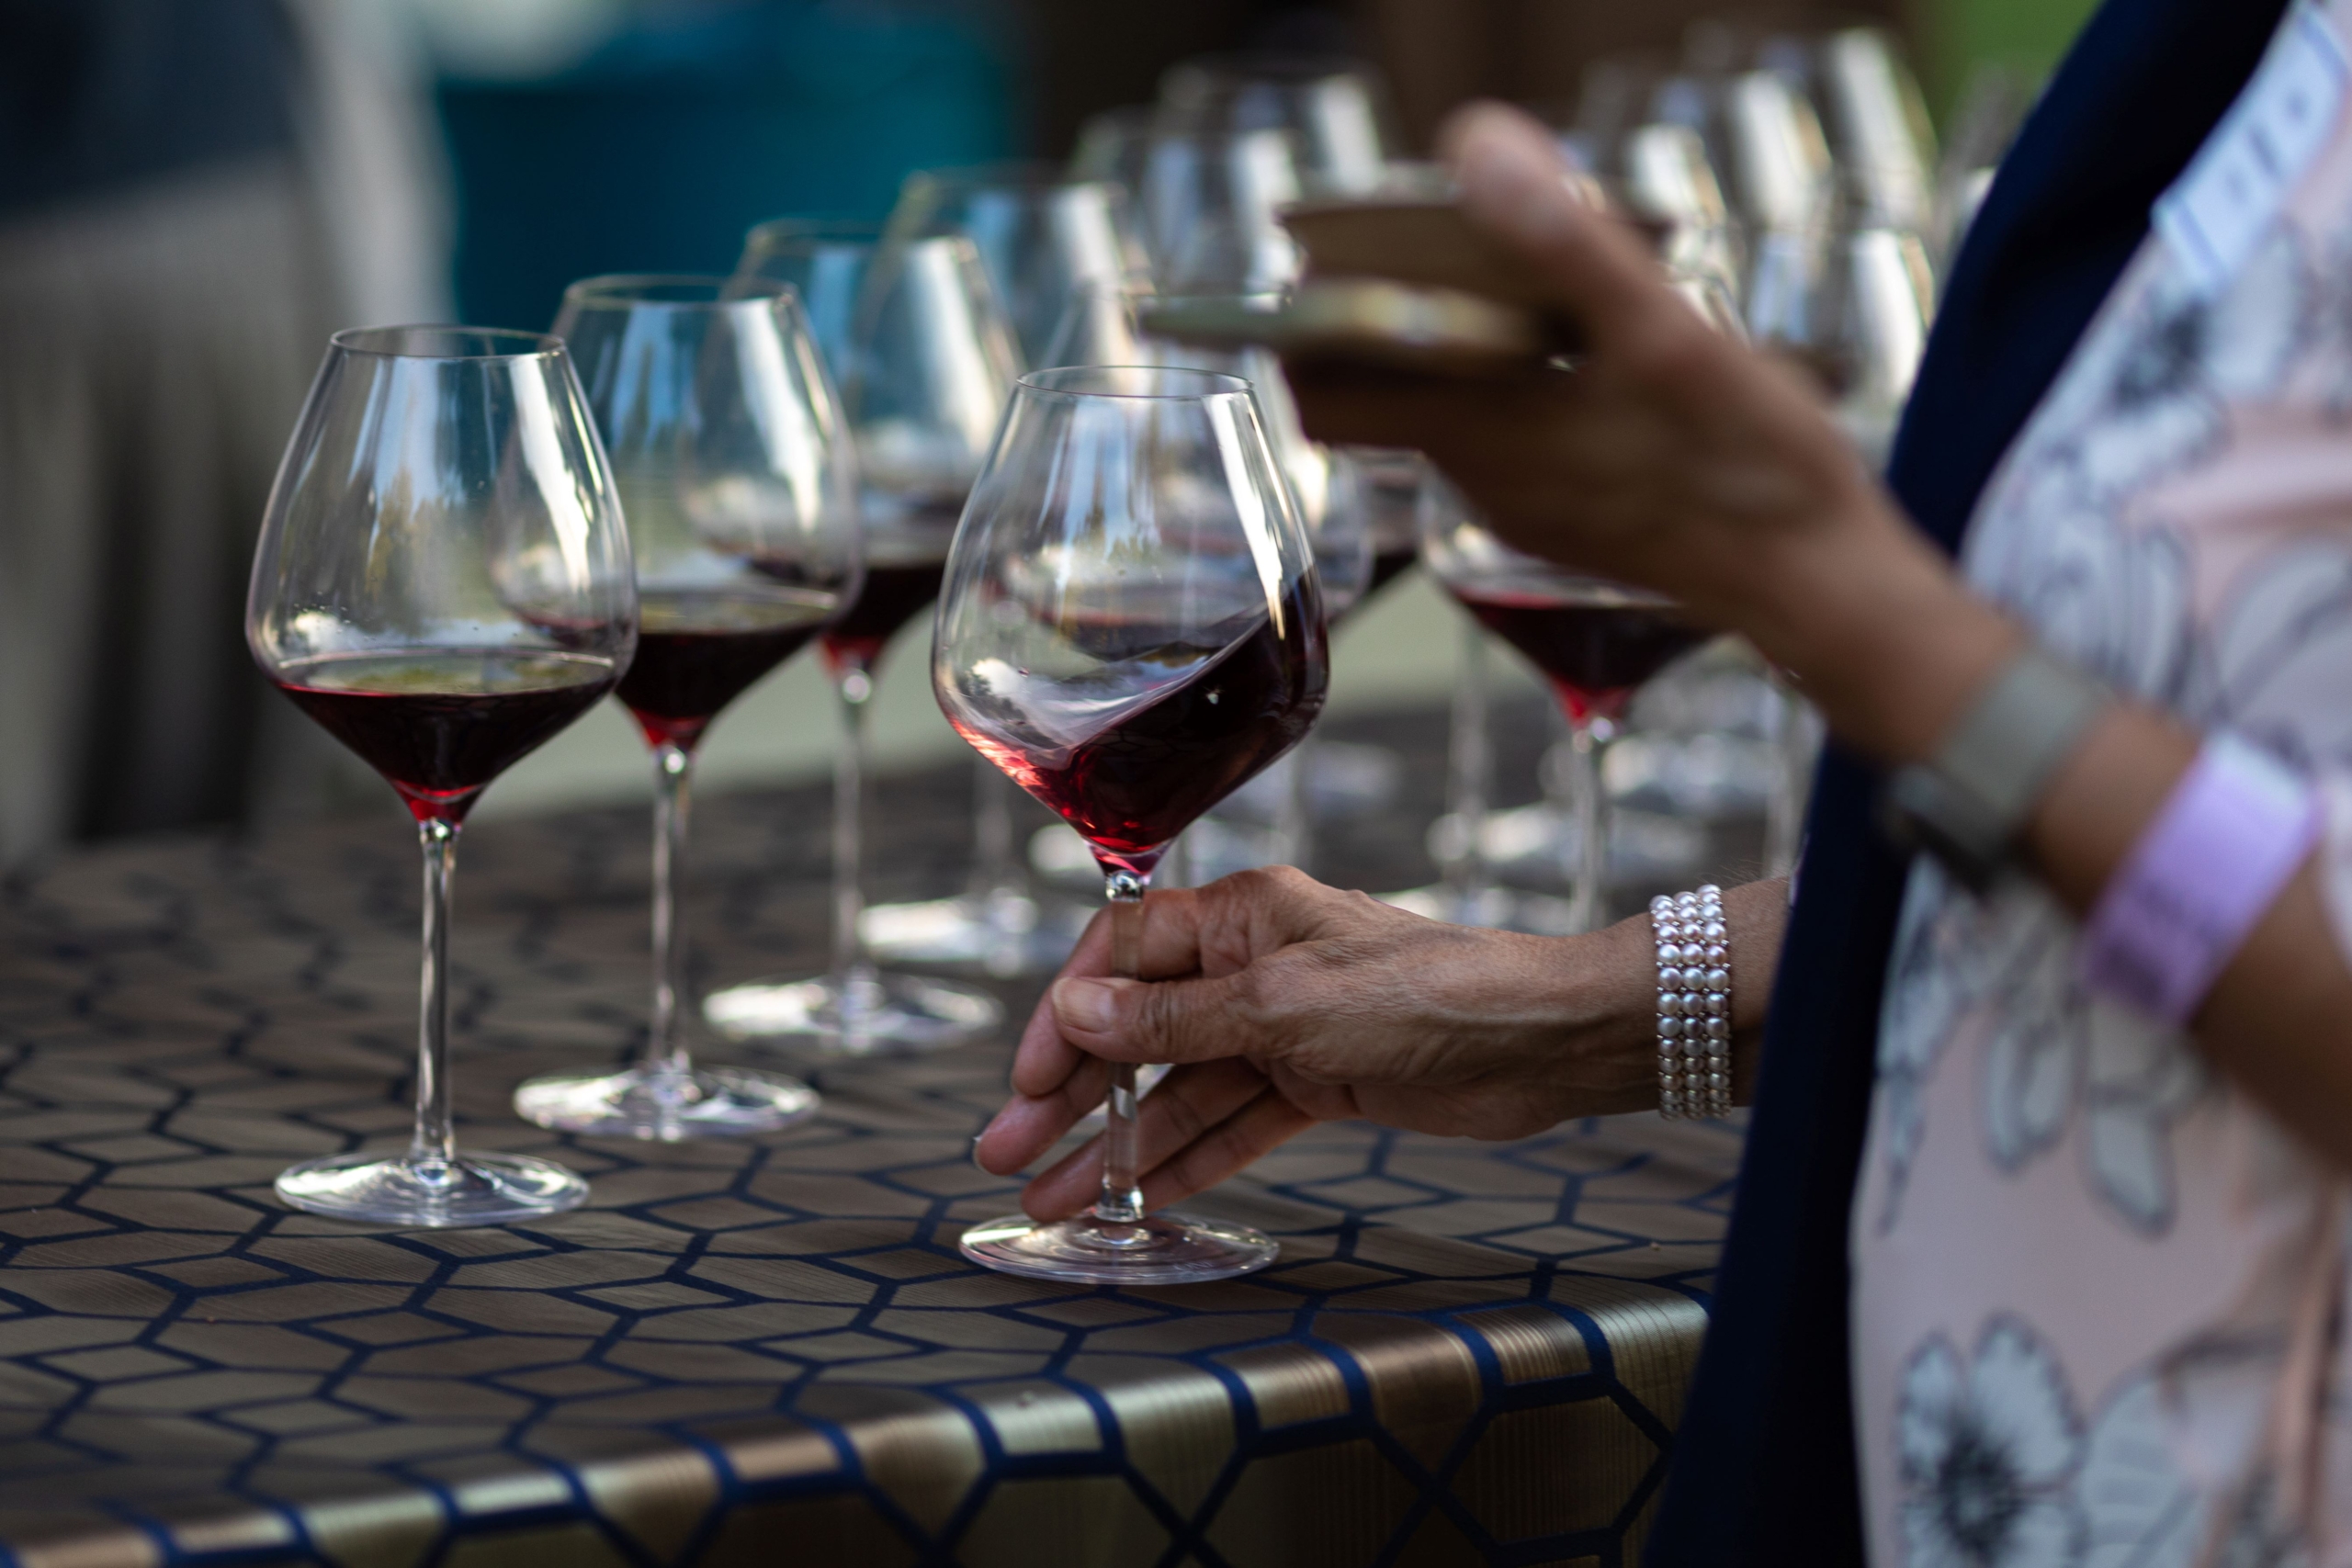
[1136, 127, 1305, 291]
[1421, 511, 1704, 935]
[247, 327, 636, 1224]
[935, 366, 1328, 1282]
[1071, 105, 1155, 197]
[887, 164, 1151, 365]
[510, 276, 858, 1140]
[704, 227, 1014, 1054]
[1156, 52, 1398, 196]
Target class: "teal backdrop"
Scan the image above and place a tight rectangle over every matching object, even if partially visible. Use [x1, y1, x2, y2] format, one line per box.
[436, 2, 1016, 334]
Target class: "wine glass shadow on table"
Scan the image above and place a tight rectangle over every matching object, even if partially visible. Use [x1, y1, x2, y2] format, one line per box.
[246, 326, 637, 1225]
[701, 224, 1014, 1055]
[509, 275, 859, 1141]
[933, 365, 1329, 1283]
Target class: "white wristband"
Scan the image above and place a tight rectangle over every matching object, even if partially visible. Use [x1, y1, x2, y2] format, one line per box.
[1653, 885, 1733, 1119]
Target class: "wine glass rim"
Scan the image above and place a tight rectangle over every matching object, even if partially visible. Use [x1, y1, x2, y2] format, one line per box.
[330, 325, 564, 361]
[1019, 365, 1252, 400]
[742, 216, 886, 253]
[560, 273, 788, 310]
[905, 160, 1123, 196]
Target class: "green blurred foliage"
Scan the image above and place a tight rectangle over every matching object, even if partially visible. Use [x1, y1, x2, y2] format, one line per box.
[1920, 0, 2102, 118]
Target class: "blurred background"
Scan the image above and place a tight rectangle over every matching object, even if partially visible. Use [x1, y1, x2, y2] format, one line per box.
[0, 0, 2098, 870]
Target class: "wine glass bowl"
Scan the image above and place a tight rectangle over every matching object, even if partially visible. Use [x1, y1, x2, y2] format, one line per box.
[934, 365, 1328, 1282]
[885, 164, 1151, 365]
[511, 275, 857, 1142]
[1137, 127, 1305, 292]
[1156, 52, 1398, 197]
[248, 326, 635, 1224]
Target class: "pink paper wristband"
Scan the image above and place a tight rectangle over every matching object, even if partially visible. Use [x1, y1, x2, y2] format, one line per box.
[2076, 734, 2320, 1024]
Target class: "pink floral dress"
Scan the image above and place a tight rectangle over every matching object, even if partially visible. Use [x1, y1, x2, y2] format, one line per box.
[1851, 4, 2352, 1563]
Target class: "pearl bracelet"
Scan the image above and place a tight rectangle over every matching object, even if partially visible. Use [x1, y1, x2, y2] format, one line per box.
[1652, 885, 1732, 1120]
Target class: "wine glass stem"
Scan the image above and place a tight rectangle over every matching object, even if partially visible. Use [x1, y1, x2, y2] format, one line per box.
[647, 742, 694, 1077]
[1094, 871, 1148, 1226]
[831, 665, 875, 988]
[411, 818, 458, 1168]
[1442, 626, 1492, 918]
[1566, 716, 1608, 935]
[1276, 741, 1315, 875]
[967, 756, 1021, 905]
[1766, 677, 1814, 877]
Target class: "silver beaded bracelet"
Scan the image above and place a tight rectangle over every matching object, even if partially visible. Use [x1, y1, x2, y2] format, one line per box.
[1652, 885, 1732, 1120]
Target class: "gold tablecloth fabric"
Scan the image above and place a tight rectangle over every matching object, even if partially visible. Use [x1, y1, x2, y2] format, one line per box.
[0, 775, 1738, 1567]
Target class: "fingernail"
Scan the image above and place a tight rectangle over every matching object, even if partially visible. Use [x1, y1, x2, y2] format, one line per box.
[970, 1133, 993, 1174]
[1457, 116, 1579, 246]
[1051, 976, 1120, 1032]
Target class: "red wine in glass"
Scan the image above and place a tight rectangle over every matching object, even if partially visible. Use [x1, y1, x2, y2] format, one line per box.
[820, 556, 949, 674]
[1452, 585, 1706, 723]
[616, 588, 836, 750]
[273, 649, 619, 823]
[951, 590, 1325, 874]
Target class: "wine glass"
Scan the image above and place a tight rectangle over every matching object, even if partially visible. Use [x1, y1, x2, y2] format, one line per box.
[1070, 106, 1154, 198]
[886, 164, 1151, 365]
[934, 365, 1328, 1282]
[1155, 53, 1399, 197]
[1420, 510, 1704, 936]
[703, 228, 1014, 1054]
[510, 276, 859, 1140]
[1136, 126, 1305, 291]
[247, 327, 636, 1225]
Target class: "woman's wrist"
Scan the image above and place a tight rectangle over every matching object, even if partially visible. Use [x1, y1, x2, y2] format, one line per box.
[1552, 877, 1789, 1115]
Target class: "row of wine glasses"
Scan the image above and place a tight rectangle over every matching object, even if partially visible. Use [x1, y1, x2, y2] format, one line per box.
[243, 49, 1760, 1244]
[246, 307, 1329, 1286]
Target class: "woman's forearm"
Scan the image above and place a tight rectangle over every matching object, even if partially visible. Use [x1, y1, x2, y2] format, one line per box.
[1759, 512, 2352, 1168]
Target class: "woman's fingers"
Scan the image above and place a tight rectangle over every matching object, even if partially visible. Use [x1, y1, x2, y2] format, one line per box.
[1446, 103, 1717, 375]
[1137, 1090, 1318, 1213]
[975, 1053, 1111, 1177]
[1016, 1058, 1278, 1220]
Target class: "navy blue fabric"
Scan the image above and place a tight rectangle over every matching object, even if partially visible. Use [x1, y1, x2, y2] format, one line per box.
[1645, 1, 2292, 1562]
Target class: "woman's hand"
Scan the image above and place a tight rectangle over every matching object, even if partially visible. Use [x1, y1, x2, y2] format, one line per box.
[1290, 103, 2019, 768]
[974, 867, 1786, 1222]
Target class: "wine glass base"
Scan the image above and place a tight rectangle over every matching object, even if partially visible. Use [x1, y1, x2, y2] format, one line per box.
[861, 892, 1090, 978]
[959, 1212, 1278, 1284]
[703, 969, 1002, 1055]
[511, 1064, 820, 1141]
[275, 1150, 587, 1229]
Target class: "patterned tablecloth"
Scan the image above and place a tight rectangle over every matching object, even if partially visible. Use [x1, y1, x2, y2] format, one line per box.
[0, 728, 1742, 1568]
